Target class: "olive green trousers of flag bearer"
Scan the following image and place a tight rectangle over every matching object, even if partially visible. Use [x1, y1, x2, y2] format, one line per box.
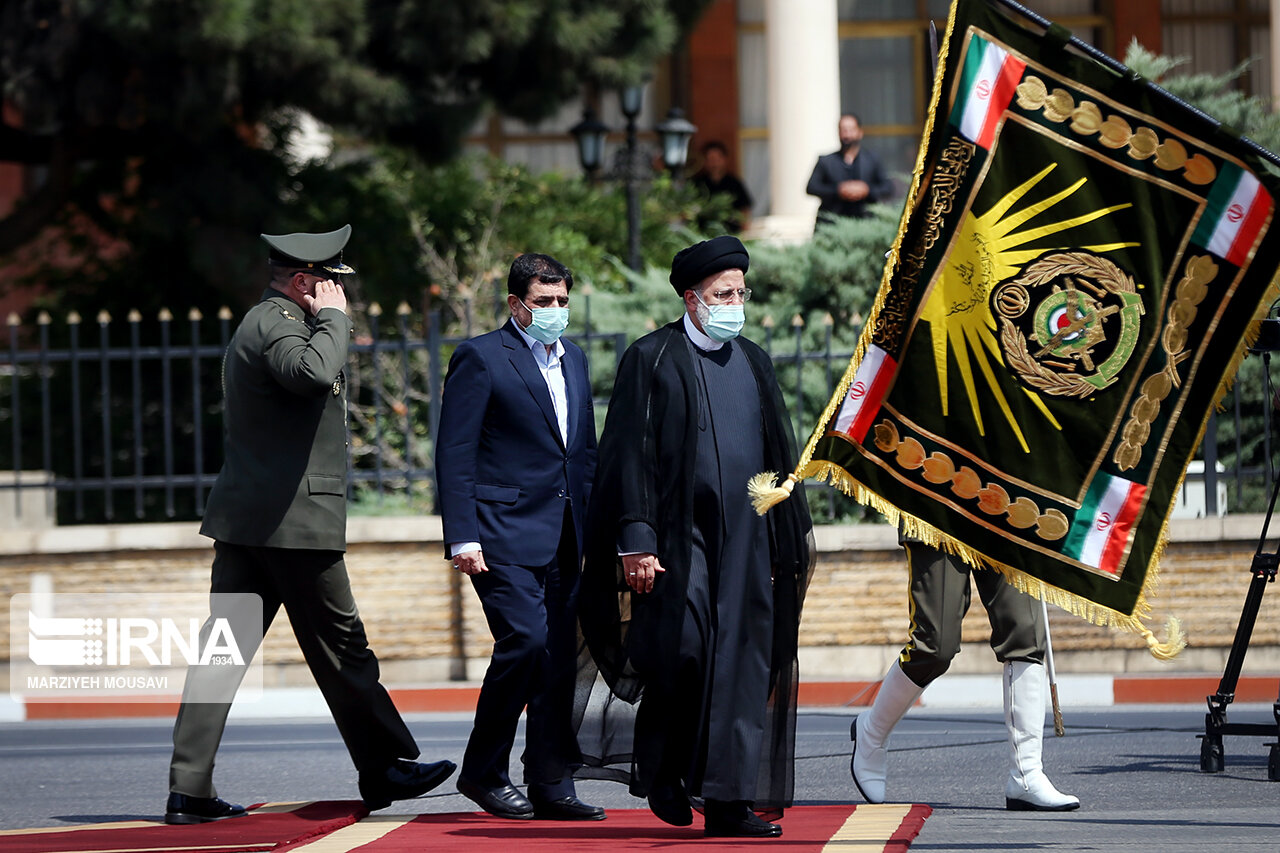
[751, 0, 1280, 653]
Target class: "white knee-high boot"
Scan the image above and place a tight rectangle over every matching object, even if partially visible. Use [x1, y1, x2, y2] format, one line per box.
[851, 663, 925, 804]
[1004, 661, 1080, 811]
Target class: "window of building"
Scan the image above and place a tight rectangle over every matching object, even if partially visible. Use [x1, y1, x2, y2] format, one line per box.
[1163, 0, 1271, 100]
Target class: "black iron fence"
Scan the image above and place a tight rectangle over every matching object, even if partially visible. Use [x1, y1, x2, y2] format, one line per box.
[0, 298, 1273, 525]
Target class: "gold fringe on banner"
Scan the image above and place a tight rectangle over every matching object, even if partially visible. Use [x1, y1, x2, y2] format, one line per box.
[797, 460, 1188, 659]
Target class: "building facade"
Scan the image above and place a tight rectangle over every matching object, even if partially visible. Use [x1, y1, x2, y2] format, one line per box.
[467, 0, 1276, 239]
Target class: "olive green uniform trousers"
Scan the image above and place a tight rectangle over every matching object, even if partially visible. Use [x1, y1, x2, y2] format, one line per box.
[899, 540, 1046, 688]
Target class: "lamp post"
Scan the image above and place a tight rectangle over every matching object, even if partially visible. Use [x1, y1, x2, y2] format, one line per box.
[619, 84, 645, 272]
[570, 85, 697, 274]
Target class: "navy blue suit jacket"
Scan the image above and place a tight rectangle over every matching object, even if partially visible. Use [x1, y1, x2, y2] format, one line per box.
[436, 320, 597, 568]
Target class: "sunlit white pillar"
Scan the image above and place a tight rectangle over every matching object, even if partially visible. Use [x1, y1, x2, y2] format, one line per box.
[759, 0, 841, 243]
[1272, 0, 1280, 109]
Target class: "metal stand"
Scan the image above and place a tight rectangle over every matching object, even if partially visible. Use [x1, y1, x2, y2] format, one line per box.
[1199, 351, 1280, 779]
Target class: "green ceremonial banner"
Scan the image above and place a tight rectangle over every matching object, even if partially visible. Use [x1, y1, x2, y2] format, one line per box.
[754, 0, 1280, 652]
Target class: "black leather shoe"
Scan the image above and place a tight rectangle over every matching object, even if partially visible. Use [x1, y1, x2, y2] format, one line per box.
[647, 780, 692, 827]
[359, 758, 457, 810]
[531, 795, 606, 821]
[164, 793, 248, 825]
[703, 800, 782, 838]
[456, 777, 535, 820]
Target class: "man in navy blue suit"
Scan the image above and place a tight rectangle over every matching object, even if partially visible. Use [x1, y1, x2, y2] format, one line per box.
[435, 253, 602, 821]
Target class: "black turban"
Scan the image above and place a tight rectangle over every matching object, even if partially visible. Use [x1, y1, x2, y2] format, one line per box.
[669, 235, 750, 294]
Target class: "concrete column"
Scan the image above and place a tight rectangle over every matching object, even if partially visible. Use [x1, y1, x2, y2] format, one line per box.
[760, 0, 841, 242]
[1272, 0, 1280, 108]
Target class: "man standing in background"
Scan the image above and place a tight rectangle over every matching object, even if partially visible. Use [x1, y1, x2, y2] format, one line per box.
[691, 140, 754, 233]
[806, 113, 893, 227]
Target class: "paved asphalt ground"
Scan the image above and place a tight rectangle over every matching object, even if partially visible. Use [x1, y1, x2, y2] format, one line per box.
[0, 704, 1277, 851]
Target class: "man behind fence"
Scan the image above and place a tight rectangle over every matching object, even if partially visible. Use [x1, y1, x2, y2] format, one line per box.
[165, 225, 455, 825]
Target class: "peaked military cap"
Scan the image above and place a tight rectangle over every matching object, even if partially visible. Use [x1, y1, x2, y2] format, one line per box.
[261, 224, 356, 275]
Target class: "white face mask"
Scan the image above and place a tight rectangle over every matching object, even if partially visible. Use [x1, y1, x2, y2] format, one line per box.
[520, 299, 570, 345]
[694, 290, 745, 342]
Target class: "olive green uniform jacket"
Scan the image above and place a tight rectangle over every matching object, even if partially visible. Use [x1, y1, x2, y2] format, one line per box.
[200, 291, 352, 550]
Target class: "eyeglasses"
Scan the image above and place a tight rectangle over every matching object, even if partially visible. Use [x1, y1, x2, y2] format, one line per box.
[706, 287, 751, 303]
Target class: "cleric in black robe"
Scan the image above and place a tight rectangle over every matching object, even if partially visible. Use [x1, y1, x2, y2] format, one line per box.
[576, 236, 814, 839]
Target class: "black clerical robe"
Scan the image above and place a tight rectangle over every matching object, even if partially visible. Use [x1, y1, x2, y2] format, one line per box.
[577, 319, 813, 811]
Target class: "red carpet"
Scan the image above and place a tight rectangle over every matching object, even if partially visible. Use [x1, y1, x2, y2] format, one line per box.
[279, 804, 932, 852]
[0, 803, 931, 853]
[0, 800, 367, 853]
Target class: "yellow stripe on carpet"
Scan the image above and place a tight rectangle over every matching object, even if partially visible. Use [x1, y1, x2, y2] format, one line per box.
[284, 814, 415, 852]
[246, 801, 312, 814]
[822, 804, 914, 851]
[0, 822, 158, 836]
[0, 800, 317, 837]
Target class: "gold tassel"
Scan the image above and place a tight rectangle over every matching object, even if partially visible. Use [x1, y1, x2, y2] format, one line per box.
[1142, 616, 1187, 661]
[749, 471, 796, 515]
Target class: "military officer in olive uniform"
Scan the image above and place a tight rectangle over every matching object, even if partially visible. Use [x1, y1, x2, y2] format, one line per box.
[165, 225, 455, 825]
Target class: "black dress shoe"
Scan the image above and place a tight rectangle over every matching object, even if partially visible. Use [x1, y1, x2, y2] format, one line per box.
[359, 758, 457, 810]
[456, 777, 535, 820]
[703, 800, 782, 838]
[647, 780, 692, 827]
[531, 795, 606, 821]
[164, 793, 248, 825]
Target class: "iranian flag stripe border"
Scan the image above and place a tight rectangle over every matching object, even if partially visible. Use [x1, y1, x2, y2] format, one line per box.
[833, 344, 897, 445]
[1192, 160, 1274, 266]
[1063, 474, 1146, 575]
[949, 34, 1026, 150]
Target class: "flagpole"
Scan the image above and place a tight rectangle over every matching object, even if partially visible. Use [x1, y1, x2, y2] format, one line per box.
[1041, 597, 1066, 737]
[989, 0, 1280, 169]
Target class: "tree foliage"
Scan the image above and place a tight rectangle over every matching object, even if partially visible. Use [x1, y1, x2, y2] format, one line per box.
[0, 0, 711, 313]
[297, 149, 711, 323]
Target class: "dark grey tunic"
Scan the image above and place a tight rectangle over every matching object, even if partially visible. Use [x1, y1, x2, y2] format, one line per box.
[683, 337, 774, 800]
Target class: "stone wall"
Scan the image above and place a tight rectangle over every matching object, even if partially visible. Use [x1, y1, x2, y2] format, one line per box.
[1, 516, 1277, 685]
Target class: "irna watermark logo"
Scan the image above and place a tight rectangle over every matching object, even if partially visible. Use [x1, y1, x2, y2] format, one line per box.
[10, 593, 263, 703]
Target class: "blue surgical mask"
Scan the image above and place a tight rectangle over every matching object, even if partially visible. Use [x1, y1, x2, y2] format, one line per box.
[521, 300, 570, 345]
[694, 291, 745, 342]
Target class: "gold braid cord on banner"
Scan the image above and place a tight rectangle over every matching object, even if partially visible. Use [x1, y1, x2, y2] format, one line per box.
[738, 0, 1280, 660]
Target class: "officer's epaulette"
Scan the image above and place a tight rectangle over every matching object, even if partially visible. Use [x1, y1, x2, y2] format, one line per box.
[278, 307, 305, 324]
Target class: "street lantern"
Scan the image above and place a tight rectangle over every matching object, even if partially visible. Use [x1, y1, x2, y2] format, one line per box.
[620, 83, 645, 121]
[569, 108, 610, 174]
[656, 107, 697, 174]
[569, 80, 693, 275]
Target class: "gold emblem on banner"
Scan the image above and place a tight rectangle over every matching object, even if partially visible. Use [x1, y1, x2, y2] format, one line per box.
[993, 251, 1144, 398]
